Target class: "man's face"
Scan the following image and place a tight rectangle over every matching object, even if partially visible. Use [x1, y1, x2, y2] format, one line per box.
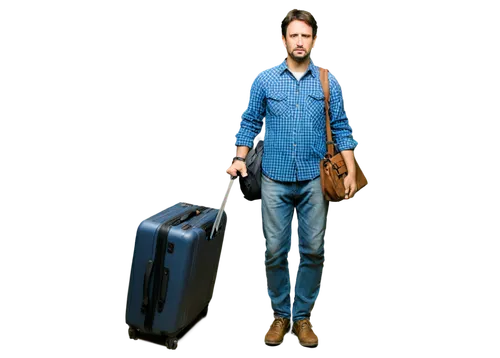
[282, 20, 316, 63]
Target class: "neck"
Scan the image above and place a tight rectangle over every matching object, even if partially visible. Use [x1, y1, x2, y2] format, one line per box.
[286, 56, 310, 72]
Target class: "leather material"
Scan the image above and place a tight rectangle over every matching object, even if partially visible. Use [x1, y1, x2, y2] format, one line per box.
[264, 317, 291, 346]
[319, 68, 367, 201]
[292, 319, 318, 347]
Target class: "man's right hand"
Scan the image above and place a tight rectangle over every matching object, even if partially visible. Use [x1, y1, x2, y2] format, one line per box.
[226, 160, 248, 178]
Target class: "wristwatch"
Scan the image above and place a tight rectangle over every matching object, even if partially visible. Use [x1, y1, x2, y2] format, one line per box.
[232, 156, 246, 163]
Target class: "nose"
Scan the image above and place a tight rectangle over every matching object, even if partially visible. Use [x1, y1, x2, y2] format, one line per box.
[297, 36, 303, 46]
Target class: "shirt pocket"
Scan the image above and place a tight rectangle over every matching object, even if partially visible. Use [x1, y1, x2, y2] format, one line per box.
[266, 91, 289, 117]
[307, 91, 327, 135]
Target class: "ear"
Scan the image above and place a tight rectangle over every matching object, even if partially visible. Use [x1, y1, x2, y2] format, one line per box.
[278, 34, 286, 48]
[312, 35, 317, 48]
[282, 35, 286, 47]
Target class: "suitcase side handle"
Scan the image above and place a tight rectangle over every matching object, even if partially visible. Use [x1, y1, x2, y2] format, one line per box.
[141, 260, 154, 314]
[157, 268, 170, 313]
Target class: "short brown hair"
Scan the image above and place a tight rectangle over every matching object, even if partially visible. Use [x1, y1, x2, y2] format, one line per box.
[281, 9, 318, 38]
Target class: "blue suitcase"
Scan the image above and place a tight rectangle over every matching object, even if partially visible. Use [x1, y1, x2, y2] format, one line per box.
[126, 202, 227, 350]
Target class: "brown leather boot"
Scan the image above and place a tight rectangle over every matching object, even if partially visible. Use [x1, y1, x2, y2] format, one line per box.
[292, 319, 318, 347]
[264, 317, 291, 346]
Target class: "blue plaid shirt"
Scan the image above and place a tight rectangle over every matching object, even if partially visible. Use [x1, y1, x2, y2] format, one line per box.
[235, 59, 358, 182]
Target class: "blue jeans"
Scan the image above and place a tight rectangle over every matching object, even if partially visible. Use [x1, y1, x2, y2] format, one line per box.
[261, 174, 329, 322]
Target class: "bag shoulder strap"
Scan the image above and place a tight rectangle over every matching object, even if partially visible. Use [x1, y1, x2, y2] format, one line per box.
[319, 68, 334, 158]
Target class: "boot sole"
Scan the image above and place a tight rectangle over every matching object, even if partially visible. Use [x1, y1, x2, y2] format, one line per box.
[293, 332, 321, 350]
[299, 343, 319, 351]
[265, 341, 283, 346]
[264, 343, 283, 349]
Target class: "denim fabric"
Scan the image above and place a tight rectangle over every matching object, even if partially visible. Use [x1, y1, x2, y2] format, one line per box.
[261, 174, 329, 322]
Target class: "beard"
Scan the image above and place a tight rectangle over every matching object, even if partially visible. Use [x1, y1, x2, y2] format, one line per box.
[288, 48, 311, 63]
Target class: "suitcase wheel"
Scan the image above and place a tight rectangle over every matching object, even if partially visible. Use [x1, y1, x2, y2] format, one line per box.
[165, 337, 178, 350]
[128, 327, 138, 340]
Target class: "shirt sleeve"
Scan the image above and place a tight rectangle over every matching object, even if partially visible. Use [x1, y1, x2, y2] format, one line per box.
[235, 73, 266, 148]
[329, 73, 358, 152]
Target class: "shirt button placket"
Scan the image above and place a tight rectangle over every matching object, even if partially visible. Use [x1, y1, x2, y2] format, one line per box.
[293, 84, 299, 160]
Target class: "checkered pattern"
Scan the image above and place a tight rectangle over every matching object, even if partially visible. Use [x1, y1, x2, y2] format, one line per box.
[235, 59, 358, 182]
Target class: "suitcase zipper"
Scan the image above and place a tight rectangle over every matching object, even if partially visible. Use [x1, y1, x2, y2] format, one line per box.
[143, 206, 207, 332]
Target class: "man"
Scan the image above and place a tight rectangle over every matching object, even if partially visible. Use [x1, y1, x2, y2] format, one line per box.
[227, 9, 359, 347]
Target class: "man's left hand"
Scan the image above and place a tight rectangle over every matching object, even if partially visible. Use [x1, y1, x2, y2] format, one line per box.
[343, 174, 358, 200]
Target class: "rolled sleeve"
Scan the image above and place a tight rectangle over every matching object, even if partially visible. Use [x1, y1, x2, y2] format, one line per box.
[329, 74, 358, 152]
[235, 74, 266, 148]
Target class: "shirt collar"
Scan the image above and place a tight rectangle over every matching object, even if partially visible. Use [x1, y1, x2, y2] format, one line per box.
[279, 58, 317, 78]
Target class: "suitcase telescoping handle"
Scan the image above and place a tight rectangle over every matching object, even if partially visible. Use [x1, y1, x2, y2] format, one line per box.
[210, 175, 236, 240]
